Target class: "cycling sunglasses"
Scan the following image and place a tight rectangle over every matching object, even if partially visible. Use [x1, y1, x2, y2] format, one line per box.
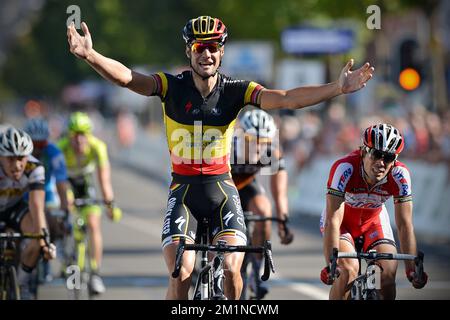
[366, 147, 397, 163]
[191, 42, 222, 54]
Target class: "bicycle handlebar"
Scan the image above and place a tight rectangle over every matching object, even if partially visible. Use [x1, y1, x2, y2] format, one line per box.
[244, 212, 291, 237]
[73, 198, 112, 207]
[0, 228, 50, 246]
[329, 247, 425, 281]
[171, 239, 275, 281]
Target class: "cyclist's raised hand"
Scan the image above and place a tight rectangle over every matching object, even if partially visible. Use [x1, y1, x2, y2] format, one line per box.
[67, 21, 93, 60]
[338, 59, 374, 94]
[406, 269, 428, 289]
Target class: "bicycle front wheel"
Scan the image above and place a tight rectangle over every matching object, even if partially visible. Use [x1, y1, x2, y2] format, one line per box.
[4, 266, 20, 300]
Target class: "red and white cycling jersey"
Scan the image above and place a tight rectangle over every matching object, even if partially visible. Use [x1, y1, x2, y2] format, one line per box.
[320, 150, 412, 251]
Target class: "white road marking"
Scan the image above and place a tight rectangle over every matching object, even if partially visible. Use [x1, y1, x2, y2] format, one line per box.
[271, 273, 329, 300]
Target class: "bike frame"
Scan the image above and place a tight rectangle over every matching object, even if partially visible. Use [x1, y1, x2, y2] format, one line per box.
[172, 219, 275, 300]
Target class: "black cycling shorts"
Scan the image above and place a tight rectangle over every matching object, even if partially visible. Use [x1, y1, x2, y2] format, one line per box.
[68, 175, 97, 200]
[0, 200, 29, 231]
[238, 178, 266, 211]
[161, 179, 247, 248]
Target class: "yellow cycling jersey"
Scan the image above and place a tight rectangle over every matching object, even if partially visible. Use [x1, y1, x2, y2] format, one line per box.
[151, 70, 264, 182]
[57, 134, 109, 178]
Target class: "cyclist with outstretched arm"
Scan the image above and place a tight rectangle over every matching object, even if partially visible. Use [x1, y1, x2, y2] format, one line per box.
[320, 124, 428, 299]
[67, 16, 373, 300]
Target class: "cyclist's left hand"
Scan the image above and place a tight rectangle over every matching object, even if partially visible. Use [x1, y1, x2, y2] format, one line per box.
[338, 59, 374, 94]
[106, 206, 115, 221]
[406, 269, 428, 289]
[278, 223, 294, 245]
[42, 243, 57, 260]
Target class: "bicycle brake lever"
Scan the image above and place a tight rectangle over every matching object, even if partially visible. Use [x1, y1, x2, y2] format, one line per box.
[261, 240, 275, 281]
[415, 251, 424, 279]
[171, 238, 186, 278]
[42, 228, 50, 247]
[329, 247, 339, 281]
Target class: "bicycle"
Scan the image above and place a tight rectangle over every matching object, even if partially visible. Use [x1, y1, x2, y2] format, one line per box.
[172, 217, 275, 300]
[65, 198, 122, 300]
[240, 212, 291, 300]
[329, 239, 425, 300]
[0, 222, 50, 300]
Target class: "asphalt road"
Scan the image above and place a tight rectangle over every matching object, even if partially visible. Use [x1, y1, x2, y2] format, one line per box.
[38, 160, 450, 300]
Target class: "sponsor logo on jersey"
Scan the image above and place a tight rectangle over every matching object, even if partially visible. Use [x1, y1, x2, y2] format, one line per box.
[185, 101, 193, 113]
[337, 167, 352, 192]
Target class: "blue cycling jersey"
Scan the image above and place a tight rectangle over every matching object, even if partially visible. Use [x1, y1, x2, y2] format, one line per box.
[40, 142, 68, 205]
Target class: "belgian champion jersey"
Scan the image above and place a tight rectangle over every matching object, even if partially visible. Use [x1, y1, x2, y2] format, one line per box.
[151, 71, 264, 181]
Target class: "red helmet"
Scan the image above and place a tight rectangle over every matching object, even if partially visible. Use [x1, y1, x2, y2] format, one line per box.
[182, 16, 228, 45]
[363, 123, 404, 154]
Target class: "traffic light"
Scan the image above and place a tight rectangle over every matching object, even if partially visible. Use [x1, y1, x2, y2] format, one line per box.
[394, 38, 422, 91]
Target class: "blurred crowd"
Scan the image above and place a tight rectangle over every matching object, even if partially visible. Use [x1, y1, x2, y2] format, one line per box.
[274, 102, 450, 172]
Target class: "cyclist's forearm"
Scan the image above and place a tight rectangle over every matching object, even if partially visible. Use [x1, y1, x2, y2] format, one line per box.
[261, 82, 342, 110]
[85, 49, 133, 88]
[395, 201, 416, 270]
[98, 165, 114, 202]
[287, 82, 341, 109]
[323, 222, 340, 265]
[56, 181, 69, 211]
[398, 224, 417, 271]
[270, 170, 288, 218]
[29, 189, 48, 232]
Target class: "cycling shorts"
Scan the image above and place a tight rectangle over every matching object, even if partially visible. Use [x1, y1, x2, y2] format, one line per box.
[68, 175, 102, 217]
[320, 204, 396, 252]
[161, 179, 247, 248]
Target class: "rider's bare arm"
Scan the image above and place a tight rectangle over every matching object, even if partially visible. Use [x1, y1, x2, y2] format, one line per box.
[270, 169, 288, 220]
[260, 59, 373, 110]
[395, 201, 417, 272]
[56, 181, 69, 212]
[97, 163, 114, 204]
[260, 83, 340, 110]
[67, 22, 155, 96]
[323, 194, 345, 264]
[28, 189, 48, 233]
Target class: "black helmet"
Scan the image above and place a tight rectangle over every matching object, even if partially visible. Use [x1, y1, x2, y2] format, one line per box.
[182, 16, 228, 45]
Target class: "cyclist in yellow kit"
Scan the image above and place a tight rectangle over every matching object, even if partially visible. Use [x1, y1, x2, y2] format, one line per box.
[67, 15, 374, 299]
[57, 112, 115, 294]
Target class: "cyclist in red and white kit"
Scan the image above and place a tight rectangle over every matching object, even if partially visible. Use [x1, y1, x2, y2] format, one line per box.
[320, 123, 428, 299]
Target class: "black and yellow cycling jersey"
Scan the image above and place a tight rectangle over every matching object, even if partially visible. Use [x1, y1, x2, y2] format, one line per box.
[150, 70, 264, 183]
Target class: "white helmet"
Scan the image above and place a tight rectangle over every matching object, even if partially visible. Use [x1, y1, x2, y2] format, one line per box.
[24, 118, 49, 141]
[363, 123, 404, 154]
[239, 109, 277, 139]
[0, 127, 34, 157]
